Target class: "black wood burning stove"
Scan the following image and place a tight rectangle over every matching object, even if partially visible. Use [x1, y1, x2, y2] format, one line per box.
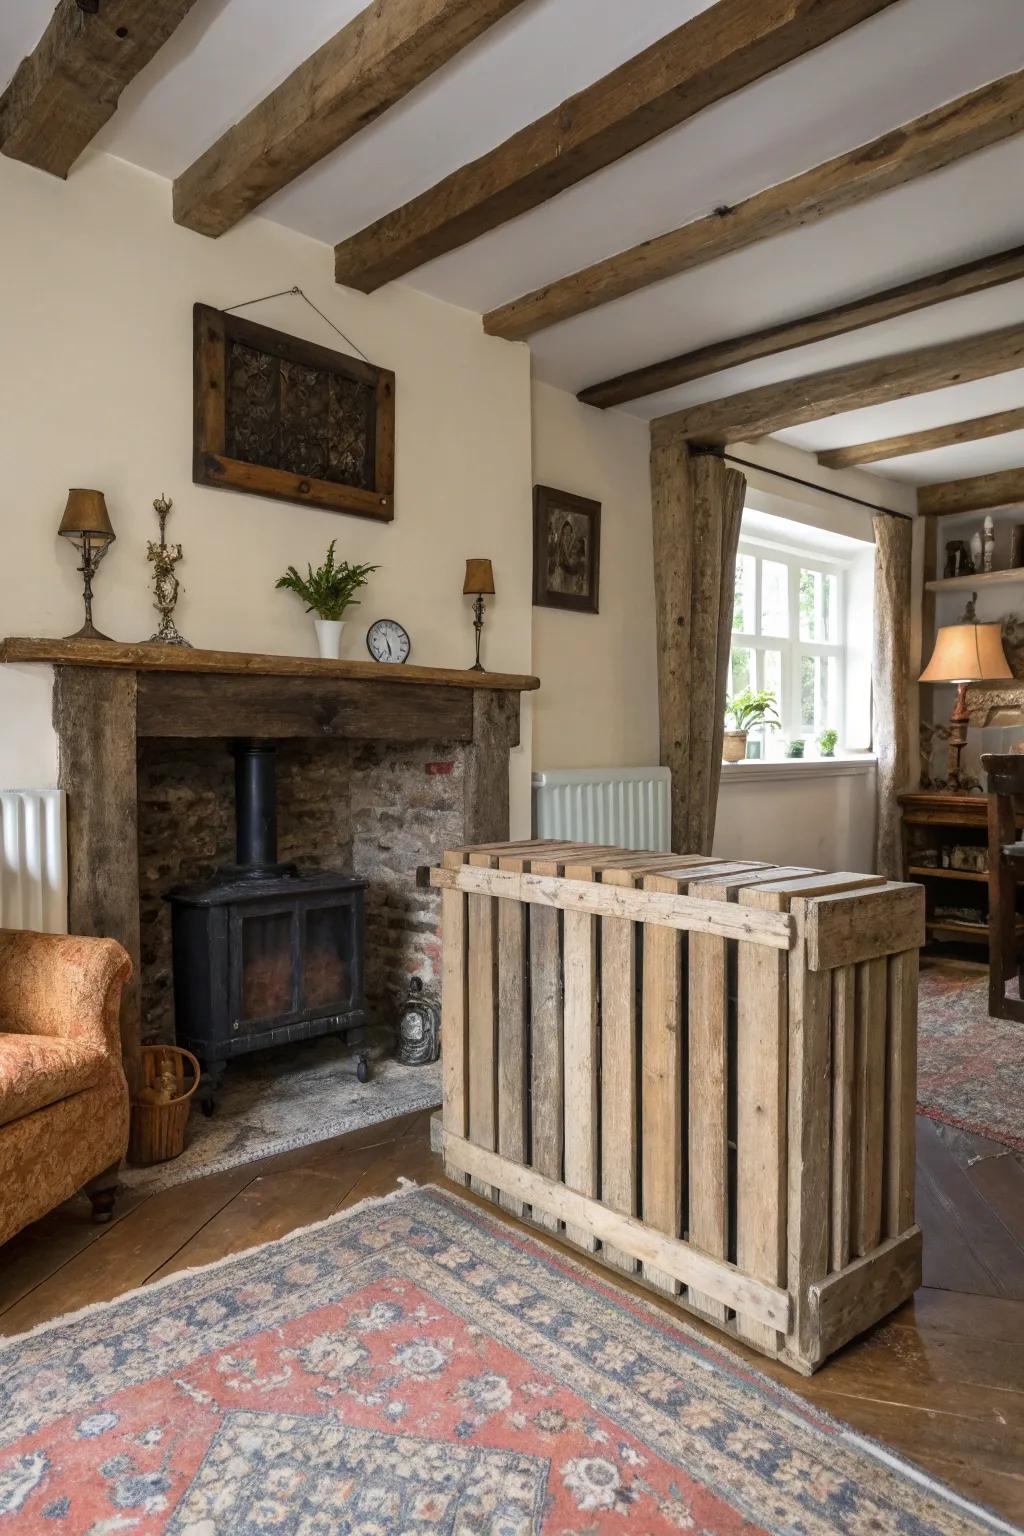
[168, 741, 367, 1110]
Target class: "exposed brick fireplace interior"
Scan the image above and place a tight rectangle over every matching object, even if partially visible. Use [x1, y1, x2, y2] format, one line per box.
[137, 735, 466, 1045]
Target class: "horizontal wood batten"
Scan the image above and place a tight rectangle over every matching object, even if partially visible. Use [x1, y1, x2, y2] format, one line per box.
[917, 466, 1024, 517]
[0, 637, 539, 693]
[817, 404, 1024, 469]
[808, 1226, 923, 1359]
[429, 863, 795, 947]
[650, 324, 1024, 446]
[333, 0, 900, 292]
[804, 883, 925, 971]
[485, 69, 1024, 341]
[579, 245, 1024, 409]
[441, 1128, 792, 1331]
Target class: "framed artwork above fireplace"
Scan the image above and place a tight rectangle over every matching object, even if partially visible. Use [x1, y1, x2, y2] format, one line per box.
[193, 303, 395, 523]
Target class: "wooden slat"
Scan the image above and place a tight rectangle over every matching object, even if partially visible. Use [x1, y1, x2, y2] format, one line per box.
[817, 403, 1024, 470]
[0, 0, 200, 178]
[852, 957, 888, 1256]
[641, 872, 686, 1294]
[467, 852, 499, 1197]
[918, 466, 1024, 518]
[561, 857, 601, 1250]
[333, 0, 898, 291]
[440, 849, 471, 1186]
[805, 883, 925, 971]
[580, 247, 1024, 410]
[496, 852, 529, 1217]
[173, 0, 526, 235]
[810, 1226, 923, 1358]
[429, 864, 796, 947]
[830, 966, 856, 1271]
[528, 854, 567, 1232]
[651, 324, 1024, 448]
[752, 871, 884, 897]
[735, 885, 788, 1352]
[885, 949, 919, 1238]
[598, 867, 641, 1273]
[441, 1128, 792, 1331]
[484, 71, 1024, 340]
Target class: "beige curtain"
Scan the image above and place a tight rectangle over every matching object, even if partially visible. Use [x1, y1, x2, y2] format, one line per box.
[651, 440, 746, 853]
[872, 512, 913, 879]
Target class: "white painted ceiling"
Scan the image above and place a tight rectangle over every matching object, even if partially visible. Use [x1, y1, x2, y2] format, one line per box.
[4, 0, 1024, 487]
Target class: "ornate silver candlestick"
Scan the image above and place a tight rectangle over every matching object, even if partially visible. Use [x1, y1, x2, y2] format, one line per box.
[147, 494, 190, 646]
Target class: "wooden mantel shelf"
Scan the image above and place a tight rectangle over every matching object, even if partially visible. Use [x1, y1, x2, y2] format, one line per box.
[0, 637, 540, 694]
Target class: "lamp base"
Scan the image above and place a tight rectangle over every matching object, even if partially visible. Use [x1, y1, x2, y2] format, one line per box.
[63, 619, 115, 643]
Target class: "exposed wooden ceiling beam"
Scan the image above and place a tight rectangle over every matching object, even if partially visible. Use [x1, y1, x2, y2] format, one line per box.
[918, 467, 1024, 517]
[579, 247, 1024, 410]
[174, 0, 527, 238]
[818, 406, 1024, 470]
[0, 0, 199, 178]
[485, 70, 1024, 342]
[332, 0, 900, 292]
[650, 324, 1024, 448]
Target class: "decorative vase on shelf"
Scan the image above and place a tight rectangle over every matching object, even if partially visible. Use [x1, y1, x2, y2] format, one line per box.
[313, 619, 344, 660]
[970, 530, 984, 573]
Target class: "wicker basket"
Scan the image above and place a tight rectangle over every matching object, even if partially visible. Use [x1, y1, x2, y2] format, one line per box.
[128, 1045, 201, 1165]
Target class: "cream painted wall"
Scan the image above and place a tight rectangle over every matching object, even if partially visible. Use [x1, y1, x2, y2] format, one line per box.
[715, 765, 877, 870]
[530, 380, 658, 769]
[0, 152, 534, 831]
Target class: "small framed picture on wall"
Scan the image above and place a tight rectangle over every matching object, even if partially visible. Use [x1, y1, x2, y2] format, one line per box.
[533, 485, 601, 614]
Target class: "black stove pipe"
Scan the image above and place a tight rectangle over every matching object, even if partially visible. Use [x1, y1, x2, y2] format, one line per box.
[233, 741, 278, 871]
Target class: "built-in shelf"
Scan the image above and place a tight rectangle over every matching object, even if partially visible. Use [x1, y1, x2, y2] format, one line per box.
[925, 566, 1024, 593]
[926, 917, 1024, 942]
[908, 865, 988, 884]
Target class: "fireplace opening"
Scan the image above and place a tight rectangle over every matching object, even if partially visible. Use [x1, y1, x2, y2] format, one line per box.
[168, 741, 367, 1111]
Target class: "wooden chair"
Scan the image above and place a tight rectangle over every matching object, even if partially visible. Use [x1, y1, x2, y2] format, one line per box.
[983, 753, 1024, 1022]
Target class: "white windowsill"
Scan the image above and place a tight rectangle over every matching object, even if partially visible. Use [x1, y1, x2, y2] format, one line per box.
[719, 754, 877, 785]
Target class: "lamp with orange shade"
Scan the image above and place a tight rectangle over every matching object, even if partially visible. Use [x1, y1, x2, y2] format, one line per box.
[919, 598, 1012, 789]
[463, 558, 495, 672]
[57, 489, 116, 641]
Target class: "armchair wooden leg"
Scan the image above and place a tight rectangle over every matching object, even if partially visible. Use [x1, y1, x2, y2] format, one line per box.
[85, 1161, 122, 1224]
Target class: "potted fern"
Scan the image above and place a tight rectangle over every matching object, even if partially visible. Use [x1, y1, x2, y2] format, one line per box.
[723, 688, 781, 762]
[276, 541, 379, 660]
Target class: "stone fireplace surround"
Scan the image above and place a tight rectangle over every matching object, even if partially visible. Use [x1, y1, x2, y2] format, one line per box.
[1, 638, 537, 1086]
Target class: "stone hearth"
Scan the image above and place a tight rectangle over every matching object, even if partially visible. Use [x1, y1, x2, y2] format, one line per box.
[0, 637, 536, 1084]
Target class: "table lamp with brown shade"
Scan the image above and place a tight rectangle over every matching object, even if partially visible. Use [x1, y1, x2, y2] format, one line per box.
[919, 597, 1013, 789]
[58, 490, 116, 641]
[463, 558, 495, 672]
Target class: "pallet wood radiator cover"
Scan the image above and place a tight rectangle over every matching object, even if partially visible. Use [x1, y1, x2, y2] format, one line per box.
[429, 840, 925, 1375]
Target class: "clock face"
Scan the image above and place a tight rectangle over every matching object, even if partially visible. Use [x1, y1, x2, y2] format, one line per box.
[366, 618, 411, 664]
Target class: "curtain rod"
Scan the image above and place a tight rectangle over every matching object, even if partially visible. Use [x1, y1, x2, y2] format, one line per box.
[723, 452, 914, 521]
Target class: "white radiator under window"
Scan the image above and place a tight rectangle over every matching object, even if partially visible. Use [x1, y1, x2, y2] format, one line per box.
[531, 768, 671, 852]
[0, 789, 68, 934]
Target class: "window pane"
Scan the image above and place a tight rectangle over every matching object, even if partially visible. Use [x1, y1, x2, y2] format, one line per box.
[801, 654, 817, 733]
[729, 646, 752, 696]
[761, 559, 788, 637]
[799, 568, 839, 642]
[799, 653, 840, 738]
[733, 553, 756, 633]
[757, 649, 783, 757]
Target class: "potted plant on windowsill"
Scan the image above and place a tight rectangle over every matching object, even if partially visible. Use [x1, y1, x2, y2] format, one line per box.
[723, 688, 781, 762]
[818, 728, 839, 758]
[276, 541, 379, 660]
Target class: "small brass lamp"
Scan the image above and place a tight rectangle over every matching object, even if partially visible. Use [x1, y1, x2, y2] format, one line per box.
[919, 596, 1012, 789]
[463, 558, 495, 672]
[58, 489, 116, 641]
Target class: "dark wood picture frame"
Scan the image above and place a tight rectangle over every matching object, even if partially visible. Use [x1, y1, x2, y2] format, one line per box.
[533, 485, 601, 613]
[193, 303, 395, 523]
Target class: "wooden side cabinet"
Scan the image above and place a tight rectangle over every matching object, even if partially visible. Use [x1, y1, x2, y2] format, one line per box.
[899, 791, 1024, 958]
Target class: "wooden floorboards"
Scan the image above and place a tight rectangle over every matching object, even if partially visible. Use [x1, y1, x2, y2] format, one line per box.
[2, 1108, 1023, 1524]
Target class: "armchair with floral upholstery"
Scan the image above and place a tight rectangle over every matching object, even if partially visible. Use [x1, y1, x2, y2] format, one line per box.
[0, 931, 132, 1248]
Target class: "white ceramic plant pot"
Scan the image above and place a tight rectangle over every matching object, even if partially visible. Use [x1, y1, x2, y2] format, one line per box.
[314, 618, 344, 660]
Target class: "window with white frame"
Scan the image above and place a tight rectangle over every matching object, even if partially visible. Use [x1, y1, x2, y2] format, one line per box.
[728, 536, 847, 756]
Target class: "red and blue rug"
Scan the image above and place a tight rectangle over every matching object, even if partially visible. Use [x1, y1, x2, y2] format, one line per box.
[918, 966, 1024, 1152]
[0, 1184, 1007, 1533]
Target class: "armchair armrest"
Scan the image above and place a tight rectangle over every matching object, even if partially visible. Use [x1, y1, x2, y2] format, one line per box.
[0, 931, 132, 1056]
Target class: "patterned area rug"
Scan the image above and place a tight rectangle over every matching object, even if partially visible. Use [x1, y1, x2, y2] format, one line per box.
[917, 966, 1024, 1152]
[121, 1033, 441, 1195]
[0, 1184, 1008, 1534]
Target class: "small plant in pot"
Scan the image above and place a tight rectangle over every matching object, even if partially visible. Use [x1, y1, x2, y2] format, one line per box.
[786, 737, 806, 759]
[723, 688, 781, 762]
[818, 727, 839, 758]
[276, 541, 379, 660]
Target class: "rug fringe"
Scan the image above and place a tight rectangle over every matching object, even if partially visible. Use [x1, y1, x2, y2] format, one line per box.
[0, 1179, 421, 1355]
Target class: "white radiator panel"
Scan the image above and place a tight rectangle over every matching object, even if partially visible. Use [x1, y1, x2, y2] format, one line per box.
[0, 789, 68, 933]
[532, 768, 671, 852]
